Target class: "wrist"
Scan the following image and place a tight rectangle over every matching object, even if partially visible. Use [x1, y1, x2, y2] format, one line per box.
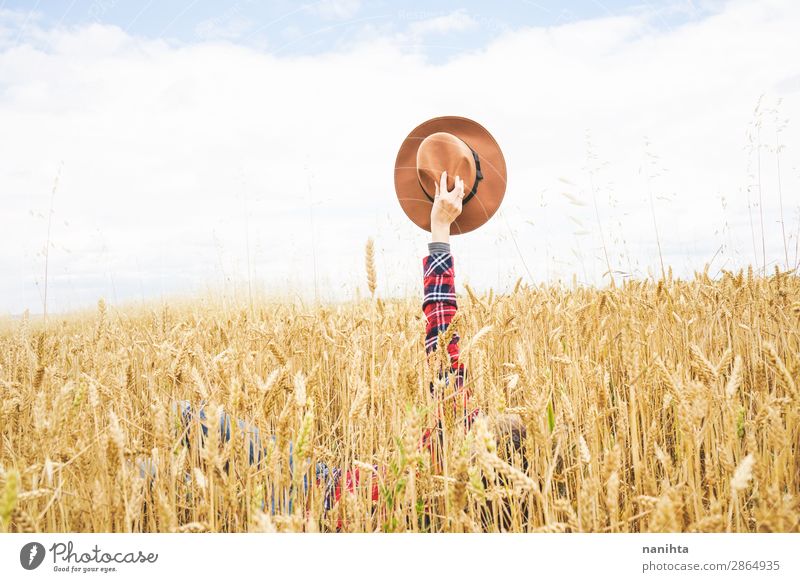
[431, 221, 450, 243]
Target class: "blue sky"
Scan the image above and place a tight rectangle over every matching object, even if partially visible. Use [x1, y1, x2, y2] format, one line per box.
[0, 0, 798, 315]
[3, 0, 717, 58]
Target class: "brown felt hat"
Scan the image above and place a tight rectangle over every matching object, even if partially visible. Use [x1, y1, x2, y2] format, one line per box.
[394, 116, 507, 235]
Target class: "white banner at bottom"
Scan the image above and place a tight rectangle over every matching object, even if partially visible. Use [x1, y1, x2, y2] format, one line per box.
[1, 533, 797, 582]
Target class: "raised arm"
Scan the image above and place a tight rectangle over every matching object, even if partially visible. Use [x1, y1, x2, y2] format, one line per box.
[421, 171, 472, 413]
[424, 170, 464, 368]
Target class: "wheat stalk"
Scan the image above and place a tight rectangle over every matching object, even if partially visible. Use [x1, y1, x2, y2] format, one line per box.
[365, 238, 377, 297]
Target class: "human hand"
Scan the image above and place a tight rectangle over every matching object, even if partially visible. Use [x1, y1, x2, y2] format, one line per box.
[430, 170, 465, 242]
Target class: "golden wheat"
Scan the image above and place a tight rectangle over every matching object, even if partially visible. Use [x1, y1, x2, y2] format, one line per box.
[0, 267, 798, 532]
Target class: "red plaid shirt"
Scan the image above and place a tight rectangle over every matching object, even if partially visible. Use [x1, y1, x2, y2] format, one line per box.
[421, 251, 480, 450]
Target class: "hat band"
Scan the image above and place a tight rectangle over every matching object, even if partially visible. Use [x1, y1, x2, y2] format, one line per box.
[419, 146, 484, 205]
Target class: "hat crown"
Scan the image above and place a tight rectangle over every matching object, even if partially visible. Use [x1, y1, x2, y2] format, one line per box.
[416, 132, 477, 199]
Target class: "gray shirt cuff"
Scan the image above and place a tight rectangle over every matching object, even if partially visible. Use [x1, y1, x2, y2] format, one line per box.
[428, 242, 451, 255]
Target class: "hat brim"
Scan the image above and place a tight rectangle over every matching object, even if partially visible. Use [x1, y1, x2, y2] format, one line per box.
[394, 116, 507, 235]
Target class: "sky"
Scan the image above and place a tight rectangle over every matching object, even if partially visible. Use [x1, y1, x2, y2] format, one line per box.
[1, 0, 799, 315]
[0, 1, 721, 57]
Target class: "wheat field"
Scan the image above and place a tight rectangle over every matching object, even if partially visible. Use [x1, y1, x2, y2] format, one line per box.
[1, 262, 799, 533]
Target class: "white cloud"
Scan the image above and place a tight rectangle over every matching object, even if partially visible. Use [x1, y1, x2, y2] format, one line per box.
[408, 10, 479, 36]
[1, 1, 799, 315]
[194, 16, 254, 41]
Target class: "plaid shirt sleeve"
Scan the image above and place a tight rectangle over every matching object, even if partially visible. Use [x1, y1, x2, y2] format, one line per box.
[422, 252, 460, 363]
[422, 252, 479, 432]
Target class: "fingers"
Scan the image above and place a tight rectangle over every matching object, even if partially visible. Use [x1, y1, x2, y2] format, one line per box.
[436, 171, 465, 200]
